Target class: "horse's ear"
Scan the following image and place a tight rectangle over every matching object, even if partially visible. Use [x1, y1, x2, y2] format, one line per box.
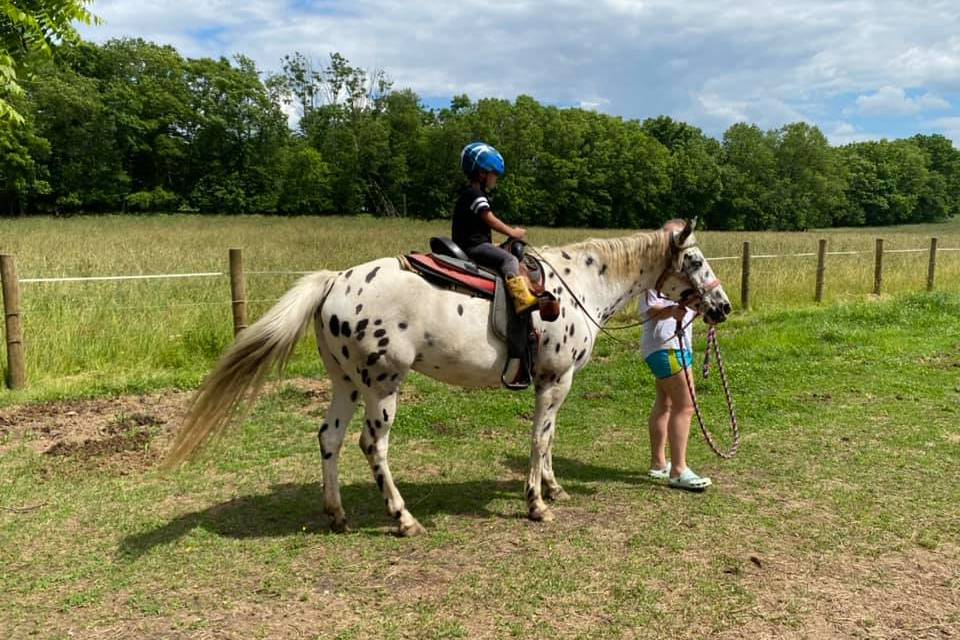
[675, 217, 697, 247]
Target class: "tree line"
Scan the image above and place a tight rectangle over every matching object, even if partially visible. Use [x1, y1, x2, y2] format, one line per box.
[2, 37, 958, 230]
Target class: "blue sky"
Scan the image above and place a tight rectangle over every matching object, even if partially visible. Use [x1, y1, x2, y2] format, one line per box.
[81, 0, 960, 146]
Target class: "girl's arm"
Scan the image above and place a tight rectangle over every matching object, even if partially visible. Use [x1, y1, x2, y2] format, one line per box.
[480, 210, 526, 240]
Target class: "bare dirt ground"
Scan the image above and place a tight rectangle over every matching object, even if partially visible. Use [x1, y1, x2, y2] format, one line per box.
[0, 378, 332, 473]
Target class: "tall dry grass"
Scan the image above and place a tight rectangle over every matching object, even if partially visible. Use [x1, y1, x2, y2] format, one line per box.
[1, 214, 957, 398]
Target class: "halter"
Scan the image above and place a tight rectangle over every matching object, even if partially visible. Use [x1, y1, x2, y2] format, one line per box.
[653, 234, 723, 302]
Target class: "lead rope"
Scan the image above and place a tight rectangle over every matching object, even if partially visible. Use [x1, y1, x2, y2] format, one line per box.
[676, 324, 740, 459]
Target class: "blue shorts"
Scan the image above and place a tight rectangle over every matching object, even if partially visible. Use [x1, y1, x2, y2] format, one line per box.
[645, 349, 693, 379]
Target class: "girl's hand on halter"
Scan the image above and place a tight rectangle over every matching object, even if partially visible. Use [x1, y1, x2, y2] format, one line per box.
[510, 227, 527, 240]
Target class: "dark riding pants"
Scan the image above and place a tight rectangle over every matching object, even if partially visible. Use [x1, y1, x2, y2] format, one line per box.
[466, 243, 520, 278]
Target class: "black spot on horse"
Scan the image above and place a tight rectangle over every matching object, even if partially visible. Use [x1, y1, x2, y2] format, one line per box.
[357, 288, 364, 296]
[393, 510, 402, 520]
[365, 266, 381, 283]
[356, 332, 366, 341]
[378, 337, 389, 348]
[374, 319, 383, 326]
[383, 409, 389, 422]
[367, 444, 375, 455]
[555, 343, 561, 354]
[569, 324, 575, 337]
[543, 336, 550, 346]
[356, 319, 369, 332]
[374, 328, 386, 338]
[344, 269, 354, 279]
[355, 304, 363, 314]
[561, 251, 571, 260]
[320, 422, 329, 434]
[376, 372, 388, 382]
[600, 264, 608, 276]
[341, 345, 350, 359]
[457, 304, 464, 316]
[341, 321, 351, 338]
[366, 353, 380, 366]
[345, 286, 351, 295]
[564, 268, 571, 275]
[376, 474, 385, 491]
[375, 419, 382, 429]
[335, 419, 341, 429]
[398, 322, 408, 330]
[329, 315, 340, 337]
[542, 421, 552, 434]
[576, 350, 586, 362]
[350, 390, 358, 402]
[323, 451, 333, 460]
[586, 256, 594, 266]
[390, 373, 399, 381]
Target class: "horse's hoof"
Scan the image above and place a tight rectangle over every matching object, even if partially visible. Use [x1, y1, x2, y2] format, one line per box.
[545, 487, 571, 502]
[330, 519, 350, 534]
[528, 506, 555, 522]
[398, 519, 427, 537]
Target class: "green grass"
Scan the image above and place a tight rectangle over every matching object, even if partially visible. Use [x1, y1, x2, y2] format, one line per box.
[1, 293, 958, 638]
[0, 214, 958, 403]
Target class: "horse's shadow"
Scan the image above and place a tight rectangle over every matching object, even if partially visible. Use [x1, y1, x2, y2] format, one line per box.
[120, 456, 651, 558]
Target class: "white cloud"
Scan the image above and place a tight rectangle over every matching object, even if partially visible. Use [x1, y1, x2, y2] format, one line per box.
[825, 122, 883, 146]
[932, 117, 960, 146]
[855, 86, 951, 116]
[80, 0, 960, 140]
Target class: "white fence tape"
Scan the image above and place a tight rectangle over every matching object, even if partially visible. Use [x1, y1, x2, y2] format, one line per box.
[15, 247, 958, 284]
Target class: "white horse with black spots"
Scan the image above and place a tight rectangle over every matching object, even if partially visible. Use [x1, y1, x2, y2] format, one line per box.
[163, 219, 731, 536]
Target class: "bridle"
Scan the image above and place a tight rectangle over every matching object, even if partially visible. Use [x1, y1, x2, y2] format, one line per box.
[653, 234, 723, 304]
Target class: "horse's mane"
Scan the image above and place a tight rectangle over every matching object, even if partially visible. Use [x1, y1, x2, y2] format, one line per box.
[539, 230, 669, 281]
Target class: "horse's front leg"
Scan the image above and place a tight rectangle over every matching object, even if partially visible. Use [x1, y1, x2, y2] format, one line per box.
[526, 368, 574, 521]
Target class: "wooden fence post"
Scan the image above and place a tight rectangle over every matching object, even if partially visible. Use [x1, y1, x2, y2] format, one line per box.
[0, 255, 26, 390]
[927, 237, 938, 292]
[740, 241, 751, 310]
[815, 239, 827, 303]
[873, 238, 884, 296]
[229, 249, 247, 336]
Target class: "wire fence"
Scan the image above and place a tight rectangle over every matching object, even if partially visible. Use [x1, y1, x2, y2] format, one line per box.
[1, 238, 956, 389]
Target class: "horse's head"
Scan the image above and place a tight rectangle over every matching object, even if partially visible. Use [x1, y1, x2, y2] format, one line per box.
[655, 218, 732, 324]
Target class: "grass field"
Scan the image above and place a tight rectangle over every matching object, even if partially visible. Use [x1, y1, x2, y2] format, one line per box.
[0, 215, 958, 637]
[0, 214, 958, 402]
[0, 291, 958, 638]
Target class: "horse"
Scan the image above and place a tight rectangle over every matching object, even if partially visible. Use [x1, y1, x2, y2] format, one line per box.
[163, 219, 731, 536]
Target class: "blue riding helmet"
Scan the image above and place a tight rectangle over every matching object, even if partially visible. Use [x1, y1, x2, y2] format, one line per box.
[460, 142, 505, 178]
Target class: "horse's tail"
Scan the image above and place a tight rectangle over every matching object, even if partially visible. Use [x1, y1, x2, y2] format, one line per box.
[161, 270, 338, 469]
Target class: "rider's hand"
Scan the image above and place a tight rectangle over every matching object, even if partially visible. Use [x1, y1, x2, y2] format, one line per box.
[672, 305, 688, 321]
[511, 227, 527, 240]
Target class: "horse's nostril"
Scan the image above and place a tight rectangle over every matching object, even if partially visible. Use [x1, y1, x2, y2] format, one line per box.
[722, 303, 731, 315]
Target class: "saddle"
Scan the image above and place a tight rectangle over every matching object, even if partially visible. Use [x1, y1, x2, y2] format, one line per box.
[400, 238, 559, 390]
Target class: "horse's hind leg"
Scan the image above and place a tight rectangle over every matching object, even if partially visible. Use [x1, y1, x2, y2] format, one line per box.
[313, 321, 361, 533]
[527, 369, 574, 520]
[358, 384, 425, 537]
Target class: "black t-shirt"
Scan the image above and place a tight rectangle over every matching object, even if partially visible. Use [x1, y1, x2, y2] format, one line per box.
[452, 184, 492, 250]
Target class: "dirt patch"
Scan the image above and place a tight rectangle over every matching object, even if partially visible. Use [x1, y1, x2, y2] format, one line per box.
[709, 544, 960, 640]
[0, 378, 342, 472]
[0, 389, 190, 472]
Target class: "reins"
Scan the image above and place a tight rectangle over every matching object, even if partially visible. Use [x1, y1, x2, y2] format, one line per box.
[527, 245, 740, 459]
